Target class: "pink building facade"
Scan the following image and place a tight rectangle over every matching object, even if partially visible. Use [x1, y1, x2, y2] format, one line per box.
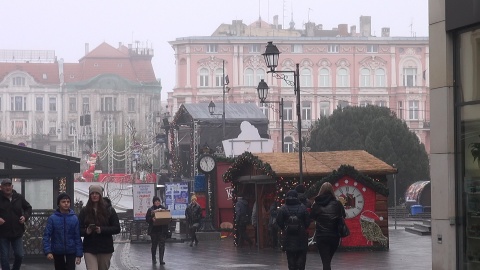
[168, 16, 430, 153]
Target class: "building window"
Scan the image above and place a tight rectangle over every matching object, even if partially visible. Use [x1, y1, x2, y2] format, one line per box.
[404, 68, 417, 87]
[48, 121, 56, 135]
[338, 100, 349, 110]
[292, 44, 303, 53]
[397, 101, 403, 119]
[301, 101, 311, 120]
[367, 45, 378, 53]
[82, 97, 90, 113]
[375, 69, 386, 87]
[12, 77, 25, 86]
[11, 120, 27, 135]
[328, 45, 339, 53]
[244, 68, 254, 86]
[260, 103, 269, 119]
[35, 120, 43, 134]
[408, 100, 419, 120]
[375, 100, 387, 107]
[101, 118, 118, 135]
[199, 68, 209, 87]
[36, 97, 43, 112]
[101, 97, 117, 111]
[69, 121, 76, 136]
[128, 98, 135, 112]
[207, 44, 217, 53]
[249, 44, 261, 53]
[11, 96, 27, 111]
[360, 68, 371, 87]
[300, 69, 312, 87]
[49, 97, 57, 111]
[337, 68, 349, 87]
[69, 97, 77, 112]
[215, 69, 223, 87]
[283, 101, 293, 121]
[359, 100, 372, 107]
[284, 136, 294, 153]
[319, 68, 330, 87]
[319, 101, 330, 117]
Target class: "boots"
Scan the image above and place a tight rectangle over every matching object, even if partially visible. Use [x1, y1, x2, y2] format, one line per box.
[159, 246, 165, 265]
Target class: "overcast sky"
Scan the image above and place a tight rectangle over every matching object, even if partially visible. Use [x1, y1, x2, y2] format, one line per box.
[1, 0, 428, 100]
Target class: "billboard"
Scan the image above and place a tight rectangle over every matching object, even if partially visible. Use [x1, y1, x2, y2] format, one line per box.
[132, 183, 156, 221]
[165, 182, 189, 219]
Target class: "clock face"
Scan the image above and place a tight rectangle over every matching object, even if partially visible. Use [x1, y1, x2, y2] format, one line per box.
[334, 181, 365, 219]
[198, 155, 215, 173]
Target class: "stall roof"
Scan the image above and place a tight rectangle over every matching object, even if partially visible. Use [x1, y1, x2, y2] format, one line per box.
[254, 150, 397, 177]
[176, 103, 268, 124]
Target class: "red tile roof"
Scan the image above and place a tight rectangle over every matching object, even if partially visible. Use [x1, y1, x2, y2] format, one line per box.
[0, 62, 60, 84]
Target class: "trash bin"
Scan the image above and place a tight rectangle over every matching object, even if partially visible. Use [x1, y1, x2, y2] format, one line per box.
[410, 205, 424, 215]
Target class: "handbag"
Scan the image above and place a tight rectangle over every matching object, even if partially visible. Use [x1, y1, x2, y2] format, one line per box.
[338, 218, 350, 238]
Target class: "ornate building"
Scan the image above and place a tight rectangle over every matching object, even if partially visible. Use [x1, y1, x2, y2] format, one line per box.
[168, 15, 430, 153]
[0, 42, 163, 173]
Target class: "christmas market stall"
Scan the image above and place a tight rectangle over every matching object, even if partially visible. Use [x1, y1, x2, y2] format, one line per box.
[223, 150, 396, 250]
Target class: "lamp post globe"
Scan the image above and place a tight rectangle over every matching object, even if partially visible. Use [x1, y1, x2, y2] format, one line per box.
[257, 79, 269, 102]
[208, 101, 216, 115]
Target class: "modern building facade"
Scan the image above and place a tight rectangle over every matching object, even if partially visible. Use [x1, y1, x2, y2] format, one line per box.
[0, 42, 163, 174]
[429, 0, 480, 269]
[168, 16, 430, 153]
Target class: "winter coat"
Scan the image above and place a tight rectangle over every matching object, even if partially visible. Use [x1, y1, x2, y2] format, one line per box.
[43, 209, 83, 257]
[185, 202, 202, 226]
[309, 193, 346, 237]
[146, 204, 169, 235]
[0, 190, 32, 238]
[235, 198, 249, 225]
[276, 197, 310, 251]
[78, 198, 120, 254]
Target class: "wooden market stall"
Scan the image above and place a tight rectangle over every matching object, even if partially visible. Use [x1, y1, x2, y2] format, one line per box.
[223, 150, 396, 250]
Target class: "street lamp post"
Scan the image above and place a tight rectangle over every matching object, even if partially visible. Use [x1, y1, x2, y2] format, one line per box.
[260, 41, 303, 183]
[208, 60, 229, 140]
[257, 79, 285, 152]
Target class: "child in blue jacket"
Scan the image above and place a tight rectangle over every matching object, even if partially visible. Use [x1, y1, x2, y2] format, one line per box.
[43, 193, 83, 270]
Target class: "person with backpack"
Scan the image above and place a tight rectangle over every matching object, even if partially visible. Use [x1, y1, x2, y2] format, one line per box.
[185, 195, 202, 247]
[234, 196, 253, 247]
[309, 182, 346, 270]
[276, 190, 310, 270]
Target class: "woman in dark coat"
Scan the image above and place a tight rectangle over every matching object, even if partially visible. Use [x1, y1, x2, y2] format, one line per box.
[309, 182, 346, 270]
[185, 195, 202, 247]
[276, 190, 310, 270]
[145, 196, 168, 265]
[78, 185, 120, 270]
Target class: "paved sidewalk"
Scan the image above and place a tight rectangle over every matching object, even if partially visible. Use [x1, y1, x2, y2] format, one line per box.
[23, 226, 431, 270]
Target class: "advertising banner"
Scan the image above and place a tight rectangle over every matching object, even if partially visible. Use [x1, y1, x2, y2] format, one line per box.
[132, 183, 156, 221]
[165, 182, 189, 219]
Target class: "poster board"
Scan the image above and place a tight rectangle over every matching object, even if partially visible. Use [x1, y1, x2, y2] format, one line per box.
[165, 182, 189, 219]
[132, 183, 156, 221]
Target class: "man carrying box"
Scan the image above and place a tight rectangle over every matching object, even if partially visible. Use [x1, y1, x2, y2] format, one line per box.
[146, 196, 169, 265]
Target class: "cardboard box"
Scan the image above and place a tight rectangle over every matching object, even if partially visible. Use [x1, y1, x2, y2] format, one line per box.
[153, 210, 172, 226]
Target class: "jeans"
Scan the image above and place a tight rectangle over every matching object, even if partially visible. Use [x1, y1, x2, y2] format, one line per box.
[0, 236, 24, 270]
[150, 232, 166, 263]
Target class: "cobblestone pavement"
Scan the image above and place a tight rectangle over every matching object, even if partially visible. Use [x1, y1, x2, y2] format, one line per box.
[23, 225, 431, 270]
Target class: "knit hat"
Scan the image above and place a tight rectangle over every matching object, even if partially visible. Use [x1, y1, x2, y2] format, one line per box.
[286, 190, 298, 198]
[0, 178, 12, 185]
[89, 184, 103, 195]
[295, 184, 306, 194]
[57, 192, 71, 206]
[152, 196, 161, 203]
[191, 195, 197, 202]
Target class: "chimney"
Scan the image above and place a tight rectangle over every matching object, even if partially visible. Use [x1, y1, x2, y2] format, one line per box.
[85, 43, 89, 55]
[305, 22, 315, 37]
[381, 27, 390, 37]
[118, 42, 122, 48]
[350, 25, 356, 35]
[273, 15, 279, 29]
[359, 16, 372, 37]
[338, 24, 348, 36]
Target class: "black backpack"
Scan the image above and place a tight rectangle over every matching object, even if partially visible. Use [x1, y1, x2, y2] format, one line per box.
[284, 207, 302, 234]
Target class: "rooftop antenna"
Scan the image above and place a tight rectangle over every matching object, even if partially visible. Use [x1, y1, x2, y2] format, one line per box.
[409, 18, 415, 37]
[308, 8, 313, 23]
[282, 0, 286, 30]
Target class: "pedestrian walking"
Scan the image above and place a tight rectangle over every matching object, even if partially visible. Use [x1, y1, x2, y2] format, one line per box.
[234, 196, 253, 247]
[43, 193, 83, 270]
[0, 178, 32, 270]
[185, 195, 202, 247]
[309, 182, 346, 270]
[145, 196, 168, 265]
[295, 184, 312, 209]
[78, 185, 120, 270]
[276, 190, 310, 270]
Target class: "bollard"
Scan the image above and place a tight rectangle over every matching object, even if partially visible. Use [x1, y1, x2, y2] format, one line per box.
[175, 220, 180, 234]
